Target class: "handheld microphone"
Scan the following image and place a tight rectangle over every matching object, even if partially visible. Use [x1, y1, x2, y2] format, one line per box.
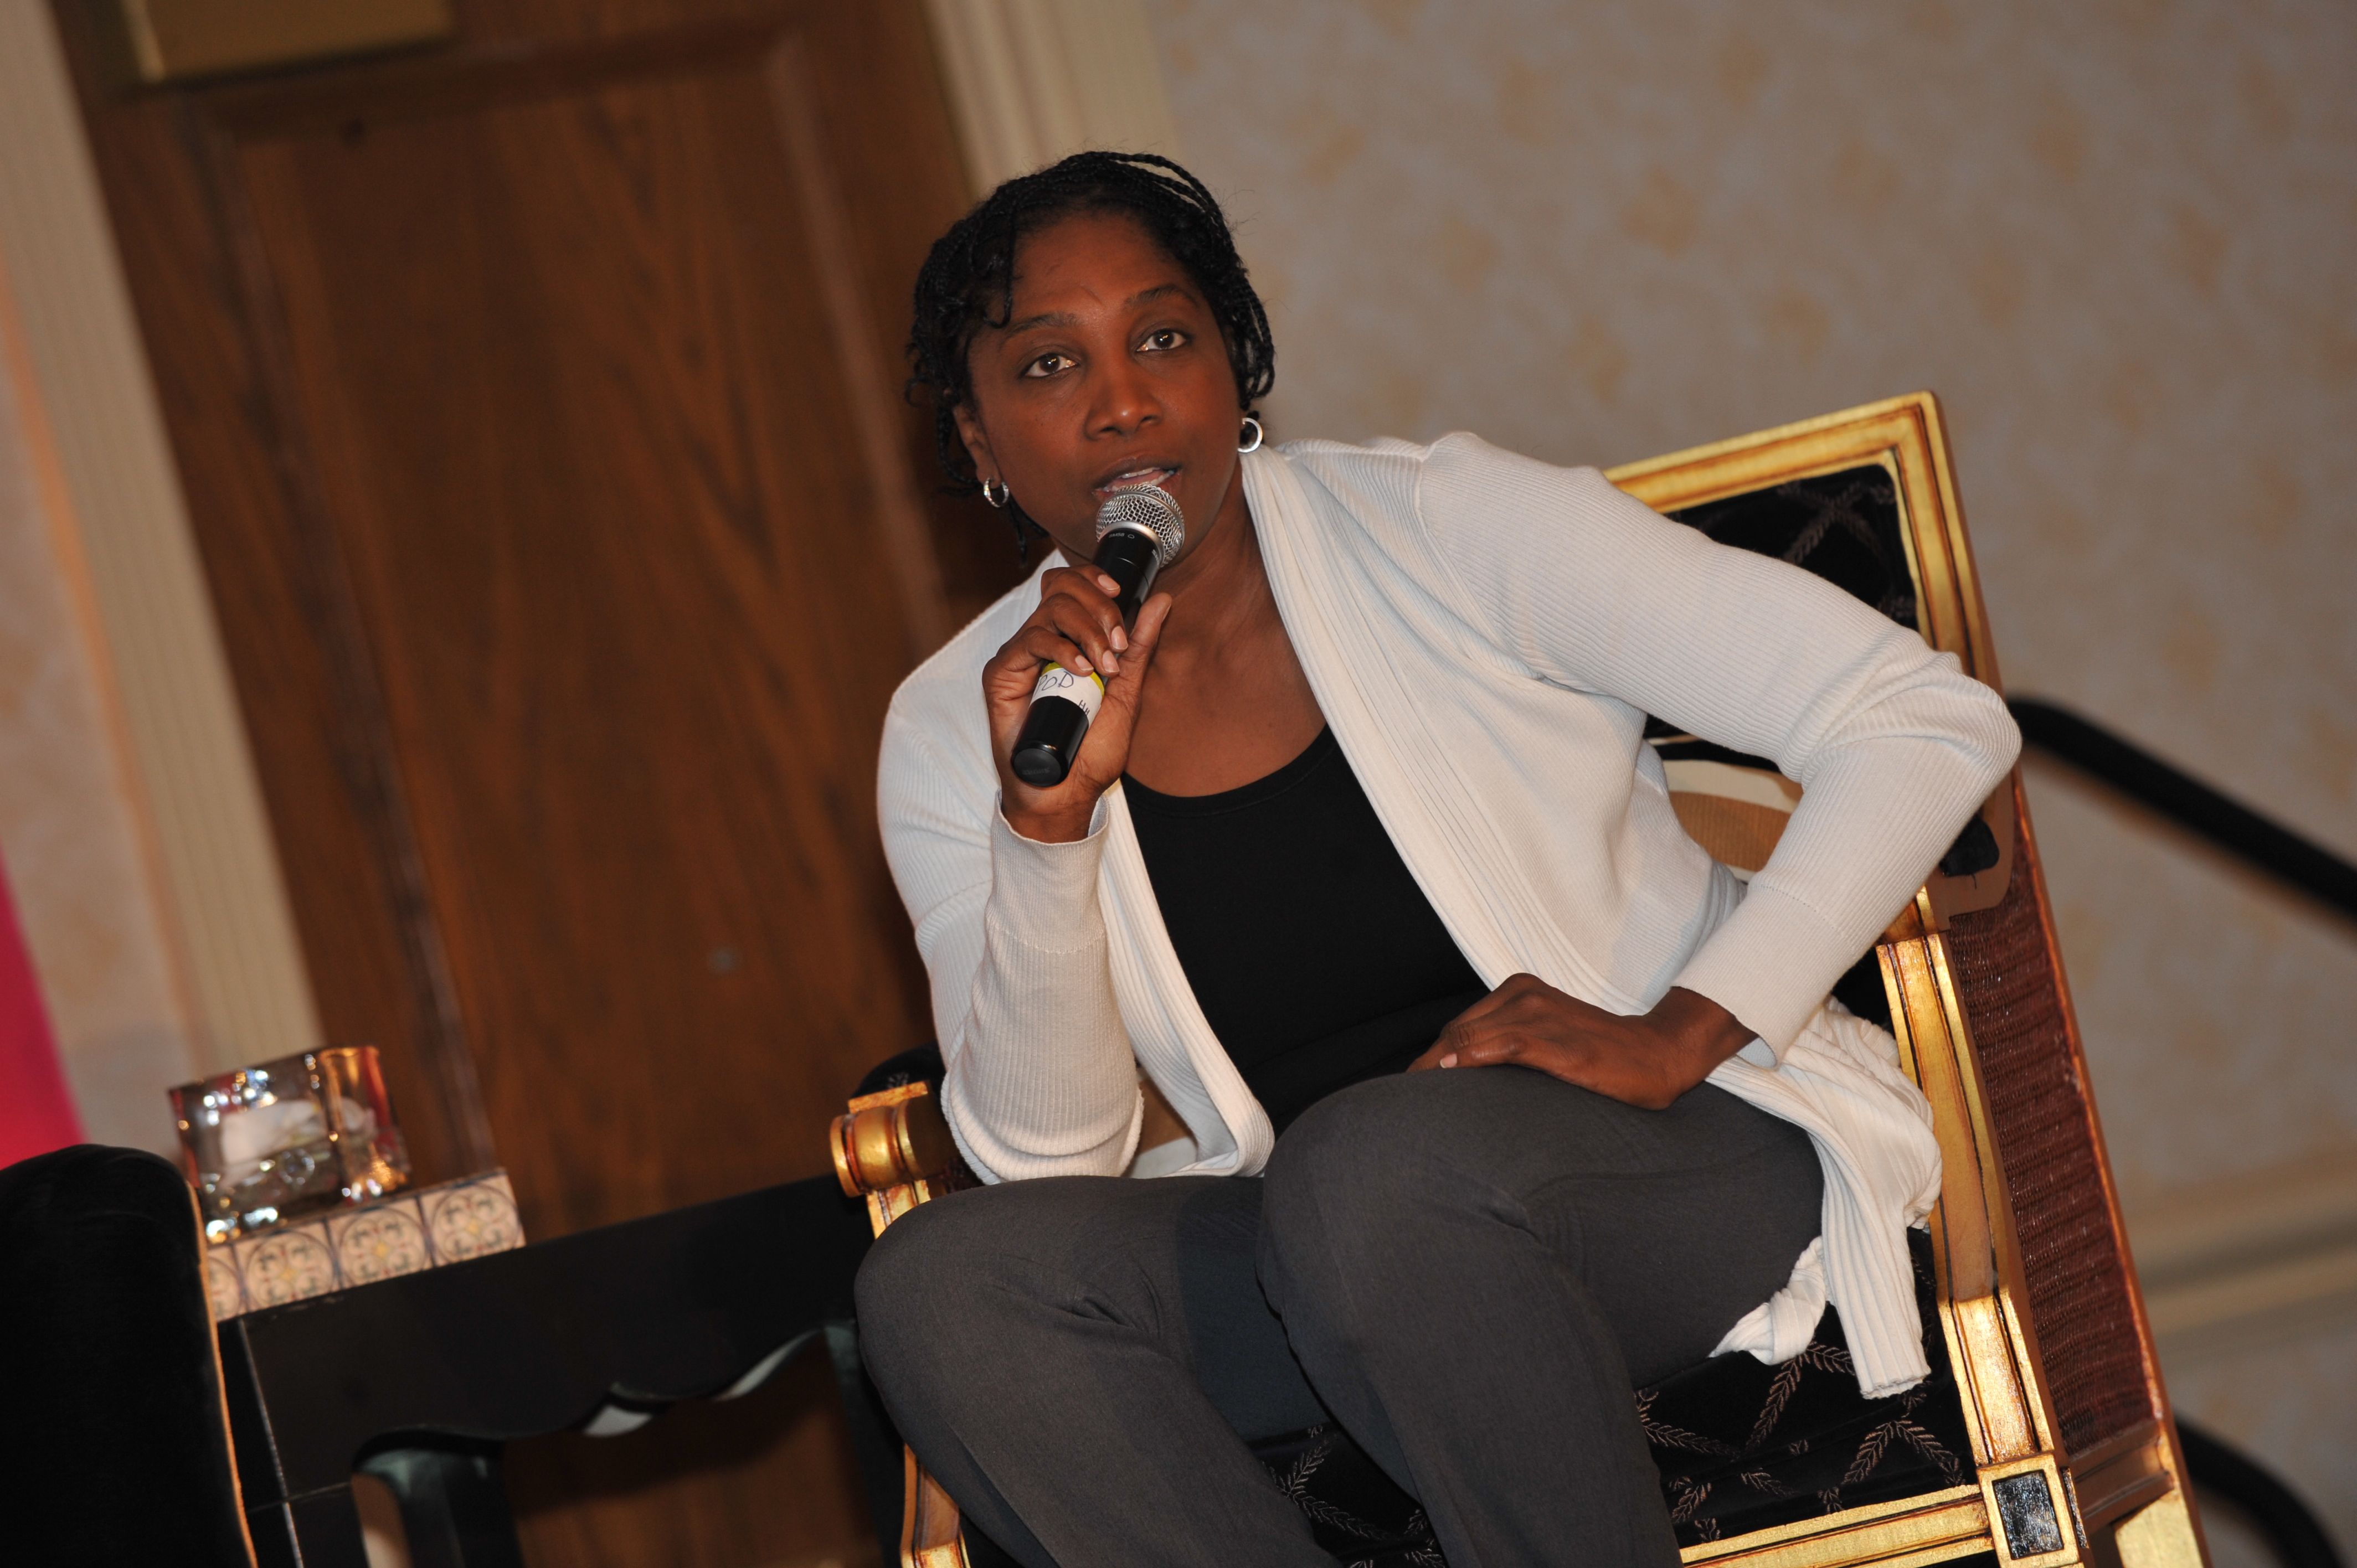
[1008, 486, 1185, 787]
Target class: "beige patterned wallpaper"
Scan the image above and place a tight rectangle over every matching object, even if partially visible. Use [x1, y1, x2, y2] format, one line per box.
[0, 3, 325, 1095]
[1147, 0, 2355, 1545]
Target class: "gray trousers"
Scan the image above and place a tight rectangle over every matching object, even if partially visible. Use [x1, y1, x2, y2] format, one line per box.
[856, 1066, 1822, 1568]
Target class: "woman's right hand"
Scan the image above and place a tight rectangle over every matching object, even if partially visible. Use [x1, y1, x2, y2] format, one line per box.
[985, 564, 1172, 843]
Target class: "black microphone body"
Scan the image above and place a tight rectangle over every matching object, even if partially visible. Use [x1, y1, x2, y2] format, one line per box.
[1008, 488, 1185, 788]
[1091, 525, 1165, 621]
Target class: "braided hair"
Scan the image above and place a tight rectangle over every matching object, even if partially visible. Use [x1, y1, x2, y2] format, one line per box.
[907, 151, 1275, 548]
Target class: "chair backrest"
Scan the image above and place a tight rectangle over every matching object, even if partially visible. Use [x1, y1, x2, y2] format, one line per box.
[1610, 394, 2207, 1568]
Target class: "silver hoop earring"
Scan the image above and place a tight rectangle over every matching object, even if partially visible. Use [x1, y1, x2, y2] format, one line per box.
[980, 477, 1011, 508]
[1237, 416, 1264, 454]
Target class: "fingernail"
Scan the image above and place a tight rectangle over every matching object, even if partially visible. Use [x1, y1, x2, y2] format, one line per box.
[1439, 1053, 1458, 1069]
[1071, 657, 1092, 674]
[1098, 574, 1118, 594]
[1100, 654, 1119, 676]
[1111, 627, 1129, 651]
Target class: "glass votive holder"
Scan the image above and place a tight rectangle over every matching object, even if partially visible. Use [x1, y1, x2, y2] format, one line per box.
[171, 1046, 412, 1245]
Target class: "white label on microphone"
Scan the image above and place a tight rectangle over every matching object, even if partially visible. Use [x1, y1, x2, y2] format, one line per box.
[1031, 662, 1105, 719]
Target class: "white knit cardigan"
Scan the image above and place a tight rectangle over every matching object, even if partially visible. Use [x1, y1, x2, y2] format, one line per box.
[877, 434, 2020, 1396]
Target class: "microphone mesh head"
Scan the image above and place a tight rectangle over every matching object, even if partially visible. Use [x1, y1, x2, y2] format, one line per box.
[1094, 486, 1186, 566]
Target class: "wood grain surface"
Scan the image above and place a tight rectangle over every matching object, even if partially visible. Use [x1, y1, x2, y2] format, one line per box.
[53, 1, 1016, 1560]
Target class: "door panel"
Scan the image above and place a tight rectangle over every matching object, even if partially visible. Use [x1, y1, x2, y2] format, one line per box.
[55, 1, 1011, 1560]
[56, 0, 997, 1235]
[235, 39, 938, 1235]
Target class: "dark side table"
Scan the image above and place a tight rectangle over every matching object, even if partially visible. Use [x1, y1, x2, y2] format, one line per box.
[216, 1175, 893, 1568]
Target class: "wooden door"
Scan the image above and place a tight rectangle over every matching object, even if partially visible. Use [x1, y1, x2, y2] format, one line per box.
[52, 2, 1018, 1561]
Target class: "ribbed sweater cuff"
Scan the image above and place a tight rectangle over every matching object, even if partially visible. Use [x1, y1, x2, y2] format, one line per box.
[1672, 882, 1865, 1058]
[987, 800, 1110, 951]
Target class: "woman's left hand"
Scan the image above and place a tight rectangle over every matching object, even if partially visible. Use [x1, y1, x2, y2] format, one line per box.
[1407, 976, 1759, 1110]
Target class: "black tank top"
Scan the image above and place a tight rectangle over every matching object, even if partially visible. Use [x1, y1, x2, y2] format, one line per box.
[1123, 728, 1489, 1133]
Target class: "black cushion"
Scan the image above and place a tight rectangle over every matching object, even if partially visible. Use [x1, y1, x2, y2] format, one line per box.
[1630, 1227, 1972, 1541]
[0, 1144, 254, 1568]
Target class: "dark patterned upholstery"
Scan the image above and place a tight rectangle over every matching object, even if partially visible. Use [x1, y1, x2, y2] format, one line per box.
[1253, 1425, 1443, 1567]
[1666, 465, 1917, 626]
[1634, 1229, 1973, 1540]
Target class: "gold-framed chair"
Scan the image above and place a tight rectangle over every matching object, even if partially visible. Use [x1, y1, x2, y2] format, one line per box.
[833, 393, 2213, 1568]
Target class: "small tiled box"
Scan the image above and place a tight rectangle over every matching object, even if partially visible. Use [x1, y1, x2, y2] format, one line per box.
[204, 1170, 524, 1321]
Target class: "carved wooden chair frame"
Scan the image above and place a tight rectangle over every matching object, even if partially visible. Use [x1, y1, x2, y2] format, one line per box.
[833, 394, 2212, 1568]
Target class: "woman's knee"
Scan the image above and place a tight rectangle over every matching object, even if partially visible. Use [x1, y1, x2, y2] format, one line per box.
[855, 1185, 1052, 1394]
[856, 1177, 1160, 1392]
[1268, 1075, 1438, 1202]
[1259, 1075, 1463, 1301]
[1259, 1069, 1631, 1297]
[853, 1198, 961, 1389]
[1267, 1070, 1531, 1211]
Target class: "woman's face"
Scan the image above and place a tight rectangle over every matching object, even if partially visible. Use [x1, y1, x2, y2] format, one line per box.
[954, 211, 1244, 569]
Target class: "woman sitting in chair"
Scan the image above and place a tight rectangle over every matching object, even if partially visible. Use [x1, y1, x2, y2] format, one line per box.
[857, 152, 2016, 1568]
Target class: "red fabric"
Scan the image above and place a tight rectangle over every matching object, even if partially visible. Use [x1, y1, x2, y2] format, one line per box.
[0, 850, 81, 1165]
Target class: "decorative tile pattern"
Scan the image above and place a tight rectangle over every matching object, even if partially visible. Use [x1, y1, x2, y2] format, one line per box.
[202, 1251, 244, 1322]
[205, 1170, 522, 1320]
[241, 1227, 338, 1310]
[330, 1202, 430, 1286]
[424, 1179, 523, 1262]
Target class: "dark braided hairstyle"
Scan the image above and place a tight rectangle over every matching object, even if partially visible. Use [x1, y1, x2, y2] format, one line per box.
[907, 151, 1275, 549]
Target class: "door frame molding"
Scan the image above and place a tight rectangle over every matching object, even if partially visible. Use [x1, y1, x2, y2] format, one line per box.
[920, 0, 1181, 194]
[0, 3, 323, 1077]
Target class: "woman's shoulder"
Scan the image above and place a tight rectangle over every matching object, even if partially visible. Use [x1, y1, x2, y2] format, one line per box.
[1267, 433, 1640, 586]
[1274, 429, 1598, 471]
[1275, 431, 1625, 524]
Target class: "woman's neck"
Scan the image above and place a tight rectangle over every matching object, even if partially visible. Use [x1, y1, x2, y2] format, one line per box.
[1093, 461, 1327, 795]
[1059, 459, 1277, 661]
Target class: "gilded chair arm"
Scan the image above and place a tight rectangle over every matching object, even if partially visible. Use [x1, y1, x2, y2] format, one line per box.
[831, 1079, 976, 1565]
[831, 1081, 970, 1239]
